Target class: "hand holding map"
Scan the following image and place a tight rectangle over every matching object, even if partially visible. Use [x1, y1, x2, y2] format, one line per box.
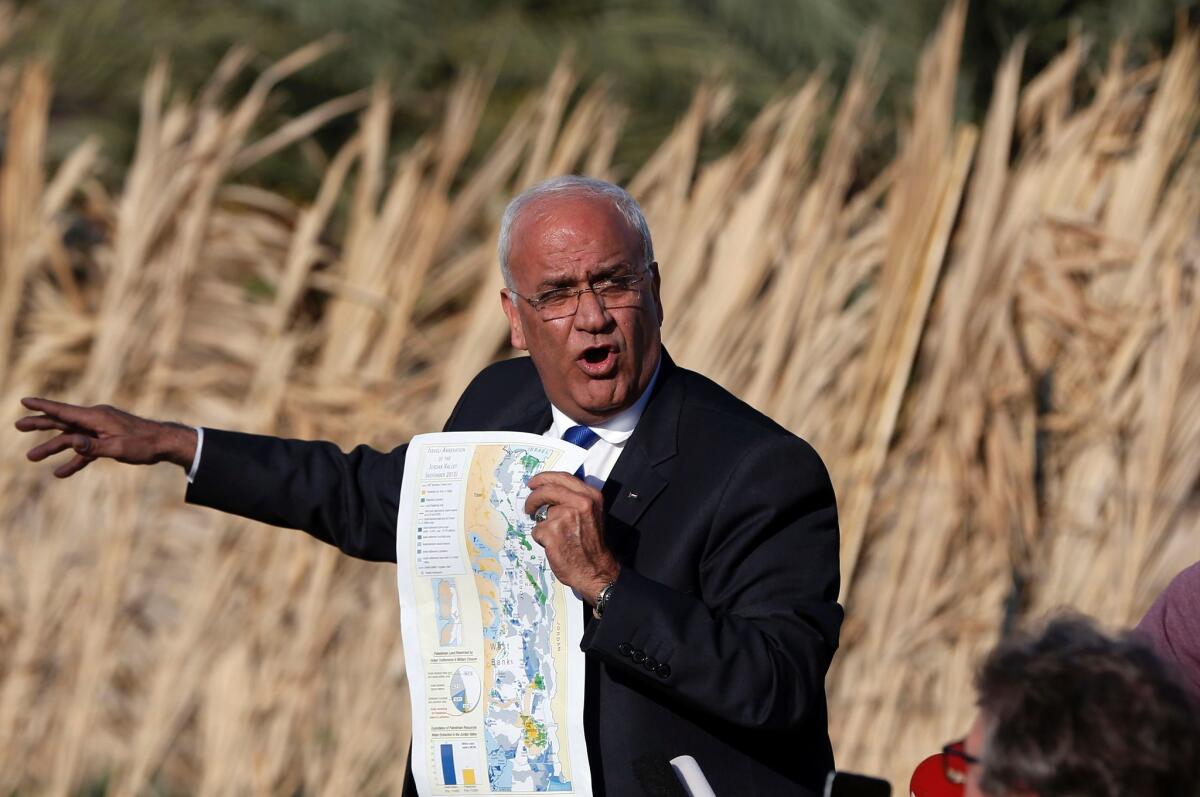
[524, 471, 620, 605]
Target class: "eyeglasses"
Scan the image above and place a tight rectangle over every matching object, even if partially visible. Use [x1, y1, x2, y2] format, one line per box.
[941, 739, 981, 785]
[509, 265, 653, 321]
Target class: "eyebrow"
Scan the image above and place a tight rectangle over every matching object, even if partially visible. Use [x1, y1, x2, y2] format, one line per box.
[535, 262, 635, 292]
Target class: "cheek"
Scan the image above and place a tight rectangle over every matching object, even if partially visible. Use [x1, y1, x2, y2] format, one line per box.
[619, 312, 659, 369]
[525, 322, 576, 371]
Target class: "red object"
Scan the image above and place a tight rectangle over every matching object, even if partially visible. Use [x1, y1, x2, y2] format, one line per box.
[909, 753, 964, 797]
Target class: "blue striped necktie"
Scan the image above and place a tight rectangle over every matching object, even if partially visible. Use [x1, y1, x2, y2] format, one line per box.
[562, 425, 600, 479]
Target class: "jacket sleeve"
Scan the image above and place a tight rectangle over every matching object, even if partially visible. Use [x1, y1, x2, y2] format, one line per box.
[579, 435, 842, 730]
[184, 430, 409, 562]
[183, 376, 479, 563]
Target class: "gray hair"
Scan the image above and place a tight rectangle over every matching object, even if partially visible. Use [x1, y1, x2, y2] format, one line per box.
[974, 615, 1200, 796]
[497, 175, 655, 290]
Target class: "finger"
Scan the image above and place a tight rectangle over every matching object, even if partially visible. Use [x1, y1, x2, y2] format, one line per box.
[20, 397, 97, 427]
[528, 471, 593, 491]
[530, 520, 559, 548]
[53, 454, 95, 478]
[524, 482, 593, 517]
[15, 415, 76, 433]
[528, 471, 601, 505]
[27, 433, 103, 462]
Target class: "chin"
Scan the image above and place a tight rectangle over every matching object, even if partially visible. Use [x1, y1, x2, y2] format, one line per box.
[566, 390, 624, 420]
[584, 378, 628, 404]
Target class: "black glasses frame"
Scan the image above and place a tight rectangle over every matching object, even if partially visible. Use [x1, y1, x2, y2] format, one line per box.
[940, 739, 981, 785]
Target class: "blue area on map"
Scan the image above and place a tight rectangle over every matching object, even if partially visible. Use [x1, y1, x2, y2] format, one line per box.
[523, 630, 540, 681]
[469, 532, 503, 642]
[477, 445, 574, 793]
[469, 533, 500, 570]
[479, 595, 501, 642]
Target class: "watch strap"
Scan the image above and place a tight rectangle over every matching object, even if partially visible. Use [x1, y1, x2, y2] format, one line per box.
[592, 580, 616, 619]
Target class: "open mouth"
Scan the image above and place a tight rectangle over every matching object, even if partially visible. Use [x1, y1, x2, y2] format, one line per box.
[578, 345, 618, 376]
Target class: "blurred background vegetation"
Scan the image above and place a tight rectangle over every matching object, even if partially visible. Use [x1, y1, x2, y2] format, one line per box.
[4, 0, 1196, 197]
[2, 2, 1198, 792]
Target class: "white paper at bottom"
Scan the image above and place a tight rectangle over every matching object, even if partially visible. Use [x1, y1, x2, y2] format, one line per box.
[396, 432, 592, 795]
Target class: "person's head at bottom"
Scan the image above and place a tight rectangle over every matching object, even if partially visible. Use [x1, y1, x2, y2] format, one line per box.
[943, 615, 1200, 797]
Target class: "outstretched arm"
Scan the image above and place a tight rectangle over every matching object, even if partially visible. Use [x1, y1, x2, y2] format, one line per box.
[16, 397, 197, 478]
[16, 373, 481, 562]
[16, 397, 405, 561]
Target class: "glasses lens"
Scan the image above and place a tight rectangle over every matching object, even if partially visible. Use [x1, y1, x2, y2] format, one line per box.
[533, 276, 644, 320]
[536, 292, 576, 319]
[943, 763, 966, 785]
[941, 741, 970, 785]
[594, 277, 642, 308]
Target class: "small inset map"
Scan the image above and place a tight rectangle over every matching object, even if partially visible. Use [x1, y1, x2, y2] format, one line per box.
[450, 665, 482, 714]
[433, 578, 462, 647]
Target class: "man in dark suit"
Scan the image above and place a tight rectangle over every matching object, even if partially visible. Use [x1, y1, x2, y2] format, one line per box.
[19, 176, 842, 795]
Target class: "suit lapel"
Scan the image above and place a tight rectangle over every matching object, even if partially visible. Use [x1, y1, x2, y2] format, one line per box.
[510, 403, 552, 436]
[604, 444, 667, 528]
[493, 359, 552, 435]
[496, 350, 682, 528]
[604, 349, 681, 528]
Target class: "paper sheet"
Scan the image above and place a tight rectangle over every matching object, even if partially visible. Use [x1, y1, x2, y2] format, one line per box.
[396, 432, 592, 795]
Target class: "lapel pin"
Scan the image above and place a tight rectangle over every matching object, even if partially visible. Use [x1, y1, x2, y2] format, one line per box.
[627, 490, 639, 500]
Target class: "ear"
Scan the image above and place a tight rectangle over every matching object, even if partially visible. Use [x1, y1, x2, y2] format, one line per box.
[648, 261, 664, 326]
[500, 288, 528, 350]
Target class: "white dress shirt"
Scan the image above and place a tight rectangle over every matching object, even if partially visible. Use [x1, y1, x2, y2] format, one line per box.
[186, 426, 204, 483]
[542, 361, 660, 487]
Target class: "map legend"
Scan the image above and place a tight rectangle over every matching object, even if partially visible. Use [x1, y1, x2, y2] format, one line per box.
[415, 479, 466, 577]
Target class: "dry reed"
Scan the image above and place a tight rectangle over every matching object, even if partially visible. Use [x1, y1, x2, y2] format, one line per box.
[1, 0, 1197, 791]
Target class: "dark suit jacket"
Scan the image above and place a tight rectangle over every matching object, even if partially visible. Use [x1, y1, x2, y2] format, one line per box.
[186, 349, 842, 796]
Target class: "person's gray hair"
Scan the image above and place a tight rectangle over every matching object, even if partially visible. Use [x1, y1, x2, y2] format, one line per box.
[497, 175, 655, 290]
[974, 615, 1200, 796]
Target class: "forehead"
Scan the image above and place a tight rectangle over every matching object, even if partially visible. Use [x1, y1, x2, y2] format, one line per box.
[508, 193, 641, 285]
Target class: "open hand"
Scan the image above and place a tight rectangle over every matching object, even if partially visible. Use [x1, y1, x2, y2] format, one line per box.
[16, 397, 197, 478]
[524, 471, 620, 604]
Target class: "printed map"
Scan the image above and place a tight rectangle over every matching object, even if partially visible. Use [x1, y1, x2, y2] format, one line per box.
[466, 445, 573, 792]
[396, 433, 590, 796]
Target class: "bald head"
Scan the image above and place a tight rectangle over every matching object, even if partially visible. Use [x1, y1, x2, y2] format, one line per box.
[498, 175, 654, 289]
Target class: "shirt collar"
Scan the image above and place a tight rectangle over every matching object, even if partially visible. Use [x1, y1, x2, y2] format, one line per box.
[549, 356, 662, 444]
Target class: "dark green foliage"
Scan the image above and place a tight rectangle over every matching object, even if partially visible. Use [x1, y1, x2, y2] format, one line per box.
[4, 0, 1193, 192]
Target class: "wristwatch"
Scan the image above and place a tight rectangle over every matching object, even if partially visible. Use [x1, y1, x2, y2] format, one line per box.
[592, 580, 616, 620]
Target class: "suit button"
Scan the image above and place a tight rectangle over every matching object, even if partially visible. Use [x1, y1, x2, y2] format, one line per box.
[656, 663, 671, 678]
[631, 649, 646, 664]
[643, 656, 659, 671]
[617, 642, 632, 657]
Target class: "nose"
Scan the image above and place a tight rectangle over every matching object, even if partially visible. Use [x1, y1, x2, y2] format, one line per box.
[573, 288, 613, 333]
